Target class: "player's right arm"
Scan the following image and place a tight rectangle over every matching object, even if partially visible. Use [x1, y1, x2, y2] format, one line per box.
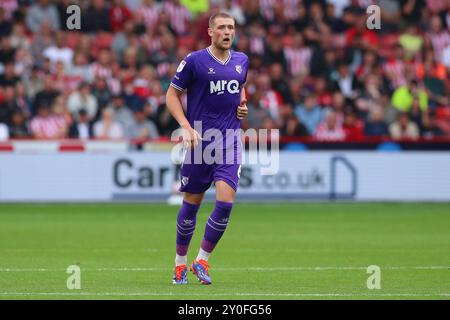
[166, 86, 200, 148]
[167, 54, 201, 148]
[166, 85, 190, 130]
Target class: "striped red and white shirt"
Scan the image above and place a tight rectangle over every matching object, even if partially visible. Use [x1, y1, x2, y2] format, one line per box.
[52, 74, 83, 93]
[140, 33, 162, 54]
[260, 90, 284, 121]
[163, 2, 191, 35]
[284, 47, 312, 76]
[383, 59, 406, 89]
[315, 123, 346, 141]
[30, 116, 66, 139]
[428, 31, 450, 63]
[259, 0, 277, 21]
[260, 0, 301, 21]
[249, 37, 265, 55]
[90, 62, 113, 80]
[137, 3, 161, 29]
[107, 78, 122, 95]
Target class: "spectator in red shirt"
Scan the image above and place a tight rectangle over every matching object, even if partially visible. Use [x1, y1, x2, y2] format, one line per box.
[346, 14, 380, 51]
[343, 110, 364, 140]
[110, 0, 133, 32]
[315, 77, 333, 108]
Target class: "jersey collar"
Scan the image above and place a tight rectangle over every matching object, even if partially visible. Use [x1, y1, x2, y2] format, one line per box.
[206, 47, 232, 65]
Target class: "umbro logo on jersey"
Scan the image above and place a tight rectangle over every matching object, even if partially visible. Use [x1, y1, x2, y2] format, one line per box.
[208, 68, 215, 74]
[235, 65, 242, 74]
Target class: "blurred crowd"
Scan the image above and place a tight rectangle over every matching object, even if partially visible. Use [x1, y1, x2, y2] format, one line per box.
[0, 0, 449, 142]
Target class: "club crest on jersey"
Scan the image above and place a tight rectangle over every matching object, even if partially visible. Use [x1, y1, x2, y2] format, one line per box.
[235, 65, 242, 74]
[177, 60, 186, 73]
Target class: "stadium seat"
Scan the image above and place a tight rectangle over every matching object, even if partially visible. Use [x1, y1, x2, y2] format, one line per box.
[284, 142, 308, 151]
[436, 107, 450, 120]
[378, 33, 399, 58]
[65, 32, 81, 49]
[95, 32, 114, 49]
[377, 142, 402, 152]
[177, 35, 196, 50]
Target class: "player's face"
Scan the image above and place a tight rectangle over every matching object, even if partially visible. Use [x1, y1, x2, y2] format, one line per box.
[209, 17, 235, 51]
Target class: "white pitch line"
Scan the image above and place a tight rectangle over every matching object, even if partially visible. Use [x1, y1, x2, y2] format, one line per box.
[0, 292, 449, 297]
[0, 266, 448, 272]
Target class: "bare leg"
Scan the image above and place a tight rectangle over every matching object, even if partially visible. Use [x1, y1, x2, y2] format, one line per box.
[215, 180, 236, 203]
[184, 192, 205, 205]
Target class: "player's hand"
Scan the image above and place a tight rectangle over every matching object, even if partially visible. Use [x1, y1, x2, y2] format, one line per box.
[181, 125, 202, 149]
[237, 99, 248, 120]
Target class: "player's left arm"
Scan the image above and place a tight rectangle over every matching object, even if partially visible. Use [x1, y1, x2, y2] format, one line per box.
[237, 86, 248, 120]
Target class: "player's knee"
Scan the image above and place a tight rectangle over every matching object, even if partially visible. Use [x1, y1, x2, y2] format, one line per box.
[215, 180, 236, 203]
[184, 192, 204, 205]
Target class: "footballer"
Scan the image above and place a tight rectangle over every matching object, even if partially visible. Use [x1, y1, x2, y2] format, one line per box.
[166, 12, 249, 285]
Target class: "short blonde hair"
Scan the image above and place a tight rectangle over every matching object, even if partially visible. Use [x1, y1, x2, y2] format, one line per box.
[209, 12, 235, 28]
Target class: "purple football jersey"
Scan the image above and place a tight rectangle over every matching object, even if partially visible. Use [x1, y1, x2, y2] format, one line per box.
[171, 47, 248, 193]
[170, 47, 249, 133]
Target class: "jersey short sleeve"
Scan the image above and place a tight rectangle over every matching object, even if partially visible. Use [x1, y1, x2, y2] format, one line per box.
[170, 53, 195, 91]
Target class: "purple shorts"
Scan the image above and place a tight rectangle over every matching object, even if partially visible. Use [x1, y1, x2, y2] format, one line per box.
[178, 140, 242, 194]
[179, 162, 241, 194]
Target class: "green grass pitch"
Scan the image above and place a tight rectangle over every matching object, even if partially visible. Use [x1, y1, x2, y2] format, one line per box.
[0, 203, 449, 300]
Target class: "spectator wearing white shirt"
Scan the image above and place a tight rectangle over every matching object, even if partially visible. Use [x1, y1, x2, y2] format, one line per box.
[326, 0, 350, 18]
[389, 112, 420, 140]
[67, 82, 98, 122]
[93, 108, 124, 139]
[0, 122, 9, 141]
[42, 31, 74, 70]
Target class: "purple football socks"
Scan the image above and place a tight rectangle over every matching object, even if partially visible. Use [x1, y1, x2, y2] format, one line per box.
[201, 201, 234, 253]
[176, 201, 200, 256]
